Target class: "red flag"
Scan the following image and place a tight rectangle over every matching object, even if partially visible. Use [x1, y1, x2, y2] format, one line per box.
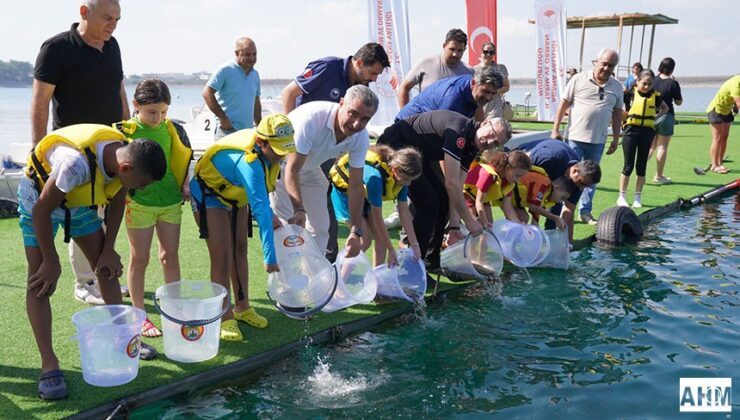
[465, 0, 497, 66]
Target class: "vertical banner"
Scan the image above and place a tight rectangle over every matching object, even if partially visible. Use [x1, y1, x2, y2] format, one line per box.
[534, 0, 567, 121]
[368, 0, 411, 127]
[465, 0, 497, 66]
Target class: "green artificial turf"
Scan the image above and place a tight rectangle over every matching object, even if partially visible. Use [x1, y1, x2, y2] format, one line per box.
[0, 122, 736, 418]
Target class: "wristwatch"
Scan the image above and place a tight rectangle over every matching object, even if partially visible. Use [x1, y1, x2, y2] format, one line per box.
[351, 226, 363, 237]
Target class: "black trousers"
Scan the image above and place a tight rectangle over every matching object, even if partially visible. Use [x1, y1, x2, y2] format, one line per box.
[320, 159, 339, 263]
[408, 162, 449, 265]
[621, 125, 654, 177]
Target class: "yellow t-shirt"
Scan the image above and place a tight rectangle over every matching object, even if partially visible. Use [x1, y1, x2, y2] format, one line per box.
[707, 75, 740, 115]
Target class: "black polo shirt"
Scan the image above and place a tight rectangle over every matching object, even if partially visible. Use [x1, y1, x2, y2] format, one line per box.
[34, 23, 124, 129]
[377, 110, 479, 170]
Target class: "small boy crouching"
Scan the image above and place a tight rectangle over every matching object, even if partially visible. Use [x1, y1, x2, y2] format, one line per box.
[20, 124, 165, 400]
[512, 168, 578, 230]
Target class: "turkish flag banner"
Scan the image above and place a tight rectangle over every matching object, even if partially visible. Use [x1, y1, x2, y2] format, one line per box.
[465, 0, 497, 66]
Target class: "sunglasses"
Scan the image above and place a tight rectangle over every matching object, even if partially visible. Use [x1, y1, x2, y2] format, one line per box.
[482, 50, 495, 56]
[598, 86, 605, 101]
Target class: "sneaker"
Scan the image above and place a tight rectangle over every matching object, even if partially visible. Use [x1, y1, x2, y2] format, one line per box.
[616, 196, 629, 207]
[139, 342, 158, 361]
[119, 283, 129, 297]
[74, 281, 105, 305]
[580, 213, 598, 225]
[384, 211, 401, 229]
[632, 201, 642, 209]
[652, 175, 672, 185]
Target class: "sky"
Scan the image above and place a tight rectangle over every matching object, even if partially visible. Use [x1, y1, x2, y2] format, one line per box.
[1, 0, 738, 79]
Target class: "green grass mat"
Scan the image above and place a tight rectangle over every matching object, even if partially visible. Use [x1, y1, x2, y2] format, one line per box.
[0, 122, 736, 418]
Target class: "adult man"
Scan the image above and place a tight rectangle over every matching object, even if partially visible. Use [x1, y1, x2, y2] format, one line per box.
[281, 43, 389, 114]
[270, 85, 379, 259]
[31, 0, 129, 305]
[377, 110, 512, 271]
[476, 42, 511, 119]
[705, 74, 740, 174]
[519, 139, 602, 241]
[395, 65, 503, 121]
[397, 28, 473, 108]
[551, 48, 623, 225]
[203, 37, 262, 139]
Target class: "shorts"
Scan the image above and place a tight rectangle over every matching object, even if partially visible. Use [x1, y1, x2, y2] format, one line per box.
[189, 177, 230, 212]
[654, 114, 675, 136]
[17, 177, 102, 247]
[329, 187, 371, 222]
[707, 109, 734, 124]
[125, 199, 182, 229]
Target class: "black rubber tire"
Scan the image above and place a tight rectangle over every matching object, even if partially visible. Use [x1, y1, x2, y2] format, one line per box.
[0, 198, 18, 219]
[595, 206, 643, 245]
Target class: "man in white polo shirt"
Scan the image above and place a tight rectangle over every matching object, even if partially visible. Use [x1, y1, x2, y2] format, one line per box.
[551, 48, 623, 225]
[271, 85, 378, 257]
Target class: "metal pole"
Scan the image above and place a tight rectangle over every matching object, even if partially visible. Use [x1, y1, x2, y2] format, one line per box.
[639, 25, 646, 62]
[647, 24, 656, 69]
[627, 24, 635, 68]
[579, 17, 586, 72]
[616, 16, 624, 78]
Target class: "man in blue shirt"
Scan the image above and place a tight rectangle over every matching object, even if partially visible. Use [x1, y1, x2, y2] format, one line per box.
[395, 65, 503, 121]
[203, 37, 262, 139]
[281, 43, 390, 113]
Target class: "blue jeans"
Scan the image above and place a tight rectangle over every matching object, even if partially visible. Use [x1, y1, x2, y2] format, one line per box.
[568, 140, 606, 215]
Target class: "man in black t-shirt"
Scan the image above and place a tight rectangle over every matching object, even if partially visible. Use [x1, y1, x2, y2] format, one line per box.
[377, 110, 511, 270]
[31, 0, 130, 308]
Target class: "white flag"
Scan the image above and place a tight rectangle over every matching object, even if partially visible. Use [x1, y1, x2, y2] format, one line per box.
[368, 0, 411, 127]
[534, 0, 567, 121]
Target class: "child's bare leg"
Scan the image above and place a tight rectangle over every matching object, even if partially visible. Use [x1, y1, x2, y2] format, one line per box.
[75, 230, 123, 304]
[25, 246, 58, 373]
[126, 226, 154, 310]
[229, 207, 250, 312]
[195, 209, 234, 320]
[155, 221, 181, 283]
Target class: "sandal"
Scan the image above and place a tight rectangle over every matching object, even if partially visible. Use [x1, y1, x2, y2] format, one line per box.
[141, 318, 162, 338]
[220, 319, 243, 341]
[713, 166, 730, 174]
[38, 369, 68, 400]
[234, 307, 268, 329]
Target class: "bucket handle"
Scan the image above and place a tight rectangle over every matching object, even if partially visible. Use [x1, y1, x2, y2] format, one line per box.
[266, 265, 338, 320]
[153, 295, 231, 327]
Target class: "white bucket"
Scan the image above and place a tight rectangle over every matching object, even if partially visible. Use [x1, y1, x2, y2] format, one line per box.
[268, 254, 337, 318]
[535, 228, 570, 269]
[322, 251, 377, 312]
[375, 248, 427, 302]
[440, 230, 504, 280]
[154, 281, 228, 363]
[273, 224, 324, 260]
[492, 220, 551, 267]
[71, 305, 146, 386]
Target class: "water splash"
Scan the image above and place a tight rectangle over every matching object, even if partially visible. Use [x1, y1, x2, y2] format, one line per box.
[413, 297, 428, 321]
[303, 356, 389, 408]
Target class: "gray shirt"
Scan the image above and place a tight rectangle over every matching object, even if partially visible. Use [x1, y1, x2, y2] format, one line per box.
[404, 54, 473, 92]
[563, 71, 623, 144]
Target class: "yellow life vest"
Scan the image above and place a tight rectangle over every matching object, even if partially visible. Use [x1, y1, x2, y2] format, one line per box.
[463, 161, 515, 207]
[193, 129, 279, 208]
[513, 165, 556, 210]
[114, 118, 193, 187]
[330, 150, 403, 201]
[625, 89, 660, 128]
[26, 123, 127, 208]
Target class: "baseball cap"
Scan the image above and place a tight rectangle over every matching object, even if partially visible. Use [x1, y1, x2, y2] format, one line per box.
[256, 114, 296, 156]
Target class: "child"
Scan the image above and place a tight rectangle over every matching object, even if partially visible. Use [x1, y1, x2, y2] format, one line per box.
[21, 124, 166, 399]
[618, 69, 668, 208]
[191, 114, 295, 342]
[463, 150, 531, 227]
[329, 145, 423, 267]
[116, 79, 193, 338]
[512, 168, 577, 230]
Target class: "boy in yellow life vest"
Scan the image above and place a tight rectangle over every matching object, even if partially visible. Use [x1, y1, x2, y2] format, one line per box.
[330, 145, 422, 267]
[20, 124, 166, 400]
[463, 150, 531, 228]
[116, 79, 193, 339]
[618, 69, 668, 208]
[190, 114, 295, 342]
[511, 169, 577, 230]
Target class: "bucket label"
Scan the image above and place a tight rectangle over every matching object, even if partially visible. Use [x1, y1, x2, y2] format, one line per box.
[126, 334, 141, 358]
[283, 235, 305, 247]
[181, 325, 205, 341]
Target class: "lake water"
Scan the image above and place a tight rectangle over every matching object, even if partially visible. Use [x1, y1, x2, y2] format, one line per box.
[0, 83, 721, 155]
[132, 193, 739, 418]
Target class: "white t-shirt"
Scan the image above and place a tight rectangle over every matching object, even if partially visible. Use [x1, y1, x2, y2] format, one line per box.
[563, 71, 624, 144]
[287, 101, 369, 173]
[46, 141, 118, 193]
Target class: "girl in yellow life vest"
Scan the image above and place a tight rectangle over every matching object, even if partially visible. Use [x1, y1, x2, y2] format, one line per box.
[463, 150, 531, 228]
[330, 145, 422, 267]
[190, 114, 296, 342]
[118, 79, 193, 338]
[618, 70, 668, 209]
